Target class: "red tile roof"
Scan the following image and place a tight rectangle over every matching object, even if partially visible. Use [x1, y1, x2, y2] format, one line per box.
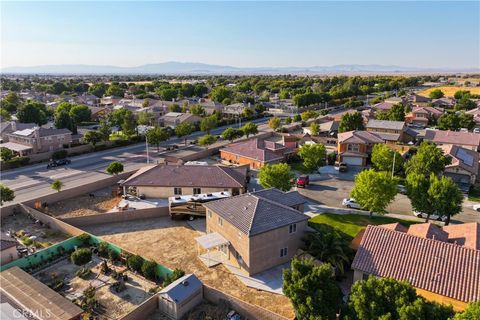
[443, 223, 480, 250]
[407, 223, 449, 241]
[352, 225, 480, 303]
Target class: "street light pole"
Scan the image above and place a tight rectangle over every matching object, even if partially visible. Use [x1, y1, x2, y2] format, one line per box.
[145, 135, 150, 164]
[391, 151, 396, 178]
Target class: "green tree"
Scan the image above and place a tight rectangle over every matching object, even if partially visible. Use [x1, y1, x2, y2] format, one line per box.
[293, 114, 302, 122]
[285, 117, 292, 124]
[406, 172, 434, 218]
[141, 260, 158, 280]
[200, 115, 218, 134]
[0, 108, 11, 121]
[175, 122, 194, 145]
[338, 112, 364, 133]
[455, 97, 477, 111]
[158, 88, 178, 101]
[71, 248, 92, 266]
[283, 258, 342, 320]
[0, 184, 15, 205]
[88, 83, 107, 98]
[437, 113, 461, 131]
[1, 92, 22, 112]
[428, 175, 463, 225]
[210, 86, 233, 103]
[348, 277, 454, 320]
[106, 161, 124, 175]
[268, 117, 281, 131]
[146, 126, 169, 151]
[189, 104, 205, 116]
[454, 90, 471, 100]
[405, 141, 451, 176]
[69, 105, 91, 124]
[127, 254, 144, 272]
[241, 122, 258, 138]
[51, 180, 63, 192]
[301, 110, 319, 121]
[454, 302, 480, 320]
[137, 111, 155, 126]
[429, 89, 445, 99]
[106, 84, 125, 97]
[0, 147, 14, 161]
[298, 144, 326, 172]
[54, 110, 76, 134]
[168, 104, 181, 112]
[221, 127, 242, 142]
[16, 101, 48, 125]
[198, 134, 217, 147]
[309, 122, 320, 136]
[371, 144, 404, 173]
[258, 163, 295, 191]
[351, 169, 397, 216]
[387, 103, 406, 121]
[121, 111, 136, 138]
[83, 131, 103, 147]
[242, 107, 254, 118]
[98, 119, 112, 142]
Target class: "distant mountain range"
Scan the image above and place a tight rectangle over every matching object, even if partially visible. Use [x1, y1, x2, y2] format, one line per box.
[2, 61, 478, 75]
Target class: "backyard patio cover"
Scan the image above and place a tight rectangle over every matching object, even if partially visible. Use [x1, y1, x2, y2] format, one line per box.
[0, 142, 32, 152]
[195, 232, 229, 249]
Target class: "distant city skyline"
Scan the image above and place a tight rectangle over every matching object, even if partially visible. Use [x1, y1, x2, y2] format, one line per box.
[1, 1, 479, 69]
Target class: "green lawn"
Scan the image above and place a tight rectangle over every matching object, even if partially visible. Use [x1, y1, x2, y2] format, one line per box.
[468, 186, 480, 202]
[309, 213, 419, 239]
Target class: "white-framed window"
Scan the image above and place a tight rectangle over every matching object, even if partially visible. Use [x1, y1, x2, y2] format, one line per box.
[280, 247, 288, 257]
[289, 224, 297, 234]
[218, 217, 223, 226]
[347, 144, 360, 152]
[174, 187, 182, 195]
[207, 210, 212, 218]
[193, 187, 201, 195]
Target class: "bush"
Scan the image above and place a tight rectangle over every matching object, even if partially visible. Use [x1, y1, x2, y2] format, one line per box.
[77, 233, 91, 246]
[98, 241, 109, 257]
[71, 248, 92, 266]
[76, 267, 91, 279]
[327, 152, 337, 165]
[1, 156, 30, 169]
[141, 260, 158, 280]
[52, 150, 68, 160]
[127, 254, 144, 273]
[101, 260, 110, 274]
[163, 268, 185, 287]
[21, 236, 33, 246]
[108, 249, 120, 262]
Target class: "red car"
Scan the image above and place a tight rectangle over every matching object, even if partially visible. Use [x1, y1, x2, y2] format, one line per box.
[296, 175, 310, 188]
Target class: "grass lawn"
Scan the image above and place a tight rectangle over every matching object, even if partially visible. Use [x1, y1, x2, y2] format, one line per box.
[309, 213, 419, 239]
[468, 186, 480, 202]
[417, 86, 480, 98]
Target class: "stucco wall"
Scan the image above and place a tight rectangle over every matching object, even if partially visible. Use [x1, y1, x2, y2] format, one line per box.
[1, 246, 19, 266]
[119, 293, 160, 320]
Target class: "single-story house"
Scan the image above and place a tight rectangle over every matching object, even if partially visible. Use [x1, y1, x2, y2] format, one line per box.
[158, 274, 203, 320]
[121, 164, 248, 198]
[432, 97, 456, 109]
[440, 144, 479, 192]
[159, 112, 202, 129]
[337, 130, 384, 166]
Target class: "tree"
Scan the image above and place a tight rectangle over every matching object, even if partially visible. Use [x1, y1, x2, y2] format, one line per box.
[437, 113, 461, 131]
[200, 115, 218, 133]
[71, 248, 92, 266]
[338, 112, 364, 133]
[309, 122, 319, 136]
[106, 161, 124, 175]
[69, 105, 91, 124]
[242, 107, 254, 118]
[285, 117, 292, 124]
[106, 84, 125, 97]
[98, 119, 112, 142]
[221, 127, 242, 142]
[141, 260, 158, 280]
[121, 112, 136, 138]
[198, 134, 217, 147]
[293, 114, 302, 122]
[16, 101, 48, 125]
[454, 90, 471, 100]
[0, 108, 11, 121]
[429, 89, 444, 99]
[137, 111, 155, 126]
[455, 97, 476, 111]
[88, 83, 107, 98]
[0, 184, 15, 205]
[454, 302, 480, 320]
[158, 88, 178, 101]
[348, 277, 454, 320]
[189, 104, 204, 116]
[210, 86, 233, 103]
[258, 163, 295, 191]
[283, 259, 342, 320]
[1, 92, 22, 112]
[241, 122, 258, 138]
[350, 169, 397, 216]
[146, 126, 169, 151]
[83, 131, 103, 147]
[268, 117, 281, 131]
[371, 144, 404, 173]
[127, 254, 144, 272]
[405, 141, 450, 176]
[0, 147, 13, 161]
[175, 122, 195, 145]
[168, 104, 181, 112]
[301, 110, 319, 121]
[54, 110, 76, 134]
[51, 180, 63, 192]
[428, 175, 463, 225]
[387, 103, 405, 121]
[298, 144, 326, 172]
[406, 172, 434, 218]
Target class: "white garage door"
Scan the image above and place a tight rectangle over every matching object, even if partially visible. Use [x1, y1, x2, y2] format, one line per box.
[342, 156, 363, 166]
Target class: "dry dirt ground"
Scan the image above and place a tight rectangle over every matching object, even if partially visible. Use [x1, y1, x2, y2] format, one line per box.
[417, 86, 480, 97]
[84, 217, 295, 319]
[36, 256, 156, 319]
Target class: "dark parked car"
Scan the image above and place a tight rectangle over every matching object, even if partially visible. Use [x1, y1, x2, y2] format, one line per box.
[296, 175, 310, 188]
[47, 159, 71, 169]
[338, 162, 348, 172]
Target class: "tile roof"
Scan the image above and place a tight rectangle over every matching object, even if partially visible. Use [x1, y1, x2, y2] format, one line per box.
[220, 138, 287, 163]
[443, 223, 480, 250]
[122, 164, 247, 188]
[407, 223, 449, 241]
[203, 189, 308, 236]
[440, 144, 479, 176]
[371, 132, 401, 142]
[0, 233, 17, 251]
[252, 188, 306, 207]
[337, 130, 385, 144]
[373, 101, 395, 111]
[352, 225, 480, 303]
[366, 119, 405, 131]
[424, 129, 480, 148]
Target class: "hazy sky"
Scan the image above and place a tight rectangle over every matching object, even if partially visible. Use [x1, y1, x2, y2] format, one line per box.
[1, 1, 479, 69]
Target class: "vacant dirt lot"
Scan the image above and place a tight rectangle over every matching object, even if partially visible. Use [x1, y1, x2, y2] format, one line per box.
[417, 86, 480, 97]
[84, 217, 295, 319]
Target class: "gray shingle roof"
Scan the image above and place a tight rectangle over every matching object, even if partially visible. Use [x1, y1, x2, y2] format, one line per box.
[203, 189, 308, 236]
[366, 119, 405, 131]
[160, 274, 202, 303]
[252, 188, 305, 207]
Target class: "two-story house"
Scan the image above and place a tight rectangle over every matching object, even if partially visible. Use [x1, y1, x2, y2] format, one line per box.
[199, 188, 308, 276]
[2, 127, 72, 155]
[337, 130, 384, 166]
[366, 119, 407, 143]
[405, 107, 443, 128]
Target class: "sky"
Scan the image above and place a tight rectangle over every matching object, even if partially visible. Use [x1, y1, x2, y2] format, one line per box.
[1, 1, 479, 69]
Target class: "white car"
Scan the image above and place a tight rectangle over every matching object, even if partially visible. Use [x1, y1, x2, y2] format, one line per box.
[413, 211, 447, 222]
[342, 198, 362, 209]
[473, 204, 480, 212]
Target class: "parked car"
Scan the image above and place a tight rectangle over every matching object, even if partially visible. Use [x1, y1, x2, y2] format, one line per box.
[46, 159, 71, 169]
[397, 185, 407, 195]
[335, 162, 348, 172]
[122, 195, 141, 202]
[413, 210, 447, 222]
[342, 198, 362, 209]
[472, 204, 480, 212]
[296, 175, 310, 188]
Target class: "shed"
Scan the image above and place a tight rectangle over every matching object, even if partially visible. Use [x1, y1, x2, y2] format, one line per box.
[158, 274, 203, 319]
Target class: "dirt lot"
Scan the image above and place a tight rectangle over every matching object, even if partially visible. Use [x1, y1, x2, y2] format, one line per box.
[44, 188, 120, 218]
[36, 256, 156, 319]
[84, 217, 295, 319]
[417, 86, 480, 97]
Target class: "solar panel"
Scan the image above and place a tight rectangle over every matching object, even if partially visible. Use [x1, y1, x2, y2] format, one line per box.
[456, 148, 474, 166]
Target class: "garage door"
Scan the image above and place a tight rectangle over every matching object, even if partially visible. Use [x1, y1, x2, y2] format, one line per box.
[342, 156, 363, 166]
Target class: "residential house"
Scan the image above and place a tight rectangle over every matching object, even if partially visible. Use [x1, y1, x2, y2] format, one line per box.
[432, 97, 456, 109]
[0, 121, 36, 143]
[158, 274, 203, 320]
[465, 107, 480, 127]
[407, 93, 430, 106]
[366, 119, 408, 143]
[223, 103, 250, 117]
[337, 130, 384, 166]
[198, 99, 224, 115]
[121, 164, 248, 198]
[352, 223, 480, 311]
[100, 95, 123, 106]
[303, 120, 339, 137]
[1, 233, 18, 265]
[424, 129, 480, 151]
[220, 137, 296, 169]
[440, 144, 479, 192]
[88, 106, 109, 121]
[373, 101, 396, 113]
[199, 188, 308, 276]
[1, 127, 72, 155]
[330, 109, 372, 124]
[159, 112, 202, 129]
[74, 93, 100, 106]
[405, 107, 443, 128]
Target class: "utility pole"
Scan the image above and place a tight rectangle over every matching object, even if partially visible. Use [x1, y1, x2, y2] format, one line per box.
[391, 151, 396, 178]
[146, 135, 150, 164]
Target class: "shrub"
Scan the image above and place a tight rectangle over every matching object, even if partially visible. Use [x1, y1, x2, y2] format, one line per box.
[21, 236, 33, 246]
[97, 241, 109, 257]
[108, 249, 120, 262]
[100, 260, 110, 274]
[75, 267, 91, 279]
[77, 233, 91, 246]
[163, 268, 185, 287]
[52, 150, 68, 160]
[71, 248, 92, 266]
[127, 254, 144, 273]
[141, 260, 158, 281]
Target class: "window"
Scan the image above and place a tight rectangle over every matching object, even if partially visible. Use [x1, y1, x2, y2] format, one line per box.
[289, 224, 297, 234]
[193, 188, 201, 195]
[280, 247, 288, 257]
[207, 210, 212, 218]
[347, 144, 360, 152]
[362, 273, 370, 280]
[218, 217, 223, 226]
[174, 187, 182, 195]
